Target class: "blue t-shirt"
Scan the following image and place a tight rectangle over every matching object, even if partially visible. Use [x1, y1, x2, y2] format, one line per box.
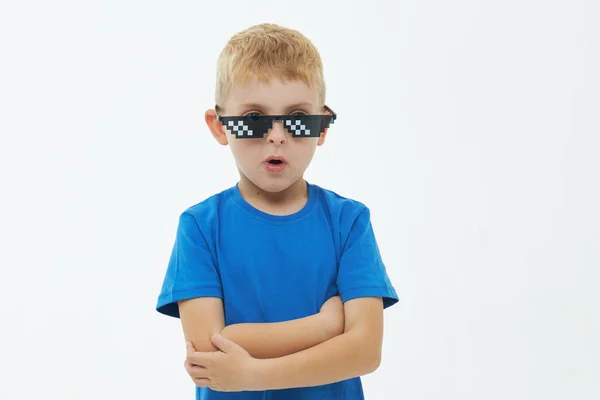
[156, 181, 399, 399]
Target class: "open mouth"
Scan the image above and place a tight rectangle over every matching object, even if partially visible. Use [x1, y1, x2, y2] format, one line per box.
[264, 158, 287, 172]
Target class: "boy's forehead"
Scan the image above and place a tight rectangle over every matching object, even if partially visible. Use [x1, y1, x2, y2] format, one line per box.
[226, 76, 319, 111]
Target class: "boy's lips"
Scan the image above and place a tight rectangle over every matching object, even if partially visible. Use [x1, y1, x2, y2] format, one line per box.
[264, 156, 287, 173]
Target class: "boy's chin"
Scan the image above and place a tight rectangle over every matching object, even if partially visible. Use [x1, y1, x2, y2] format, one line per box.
[255, 180, 295, 193]
[245, 174, 304, 194]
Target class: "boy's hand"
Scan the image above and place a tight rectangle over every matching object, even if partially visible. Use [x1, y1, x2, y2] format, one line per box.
[185, 335, 259, 392]
[319, 295, 345, 339]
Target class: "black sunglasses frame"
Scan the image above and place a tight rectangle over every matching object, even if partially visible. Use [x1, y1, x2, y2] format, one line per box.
[216, 105, 337, 139]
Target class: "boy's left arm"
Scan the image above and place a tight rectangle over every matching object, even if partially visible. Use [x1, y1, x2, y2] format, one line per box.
[252, 295, 383, 390]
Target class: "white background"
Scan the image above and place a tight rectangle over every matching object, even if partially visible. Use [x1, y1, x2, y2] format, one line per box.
[1, 0, 598, 399]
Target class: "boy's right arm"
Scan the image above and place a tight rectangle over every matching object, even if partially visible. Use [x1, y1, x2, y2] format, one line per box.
[179, 297, 225, 353]
[178, 295, 345, 359]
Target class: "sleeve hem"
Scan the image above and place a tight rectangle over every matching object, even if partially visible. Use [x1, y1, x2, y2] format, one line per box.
[340, 285, 399, 309]
[156, 286, 223, 318]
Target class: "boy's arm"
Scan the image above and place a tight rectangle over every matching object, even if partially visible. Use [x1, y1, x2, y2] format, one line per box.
[179, 297, 224, 353]
[251, 296, 384, 390]
[179, 296, 344, 359]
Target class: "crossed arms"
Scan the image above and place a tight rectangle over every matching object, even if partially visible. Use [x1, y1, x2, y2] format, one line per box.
[178, 295, 384, 391]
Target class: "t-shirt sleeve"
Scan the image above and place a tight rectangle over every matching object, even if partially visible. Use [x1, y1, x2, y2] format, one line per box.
[155, 211, 223, 318]
[337, 206, 399, 309]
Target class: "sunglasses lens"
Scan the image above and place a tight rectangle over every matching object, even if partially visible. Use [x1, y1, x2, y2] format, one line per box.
[283, 115, 331, 137]
[221, 117, 271, 138]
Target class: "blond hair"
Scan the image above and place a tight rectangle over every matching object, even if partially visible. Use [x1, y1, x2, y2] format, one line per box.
[215, 23, 326, 110]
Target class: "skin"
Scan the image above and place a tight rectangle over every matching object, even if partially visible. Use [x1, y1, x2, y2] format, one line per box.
[204, 76, 331, 215]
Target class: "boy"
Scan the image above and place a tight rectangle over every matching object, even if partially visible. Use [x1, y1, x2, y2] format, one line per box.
[156, 23, 399, 399]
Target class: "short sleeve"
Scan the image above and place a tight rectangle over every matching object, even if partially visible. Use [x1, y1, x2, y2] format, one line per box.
[337, 207, 399, 309]
[156, 211, 223, 318]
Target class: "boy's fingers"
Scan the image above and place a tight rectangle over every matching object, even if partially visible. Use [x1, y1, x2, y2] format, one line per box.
[188, 351, 215, 367]
[186, 341, 195, 356]
[190, 362, 209, 374]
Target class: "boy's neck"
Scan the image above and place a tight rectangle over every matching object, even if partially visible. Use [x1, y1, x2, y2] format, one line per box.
[237, 176, 309, 216]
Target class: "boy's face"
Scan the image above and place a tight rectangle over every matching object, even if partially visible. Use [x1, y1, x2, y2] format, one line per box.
[206, 77, 328, 195]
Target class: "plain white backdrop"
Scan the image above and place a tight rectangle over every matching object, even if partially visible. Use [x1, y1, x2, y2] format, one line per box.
[1, 0, 598, 399]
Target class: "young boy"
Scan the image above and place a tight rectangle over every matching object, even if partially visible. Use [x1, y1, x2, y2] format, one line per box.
[156, 23, 399, 399]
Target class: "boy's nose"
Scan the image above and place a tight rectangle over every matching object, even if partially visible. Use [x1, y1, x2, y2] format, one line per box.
[266, 120, 287, 144]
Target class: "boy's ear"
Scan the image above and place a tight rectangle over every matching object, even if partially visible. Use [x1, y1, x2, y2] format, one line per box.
[317, 107, 331, 146]
[205, 109, 229, 145]
[317, 128, 328, 146]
